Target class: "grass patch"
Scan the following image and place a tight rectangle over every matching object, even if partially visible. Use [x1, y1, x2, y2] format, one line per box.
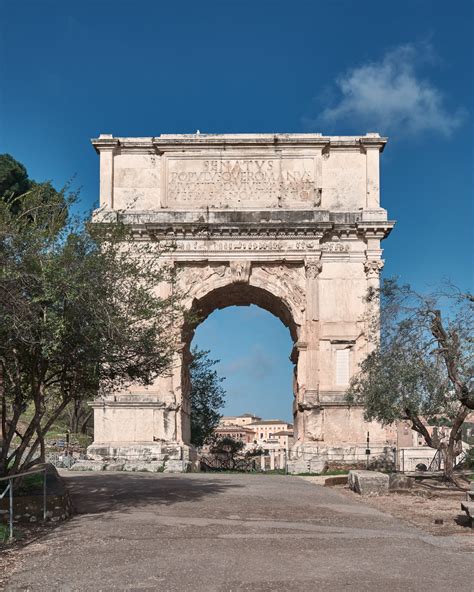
[15, 473, 44, 494]
[0, 524, 9, 543]
[0, 524, 26, 545]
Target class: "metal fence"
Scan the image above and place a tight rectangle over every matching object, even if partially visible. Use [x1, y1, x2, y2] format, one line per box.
[0, 465, 48, 540]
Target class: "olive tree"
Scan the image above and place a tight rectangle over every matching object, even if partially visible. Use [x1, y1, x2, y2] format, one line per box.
[347, 279, 473, 486]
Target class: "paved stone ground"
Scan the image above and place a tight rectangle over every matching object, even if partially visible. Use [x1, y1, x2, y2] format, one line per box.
[5, 472, 473, 591]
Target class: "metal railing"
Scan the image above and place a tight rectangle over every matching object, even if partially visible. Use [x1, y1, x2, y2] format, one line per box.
[0, 465, 47, 540]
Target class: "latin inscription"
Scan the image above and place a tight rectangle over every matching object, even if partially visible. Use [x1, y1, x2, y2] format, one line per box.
[167, 157, 316, 204]
[157, 239, 350, 253]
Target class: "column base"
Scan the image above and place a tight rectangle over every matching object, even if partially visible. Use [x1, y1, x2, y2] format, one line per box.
[86, 442, 198, 472]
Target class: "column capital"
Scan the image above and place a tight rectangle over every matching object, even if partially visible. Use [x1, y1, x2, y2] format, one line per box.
[364, 259, 384, 279]
[305, 257, 323, 279]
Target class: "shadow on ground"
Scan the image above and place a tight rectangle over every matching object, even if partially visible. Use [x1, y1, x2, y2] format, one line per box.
[62, 472, 245, 515]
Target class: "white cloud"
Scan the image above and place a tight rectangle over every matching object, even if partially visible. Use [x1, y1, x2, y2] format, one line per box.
[314, 43, 465, 136]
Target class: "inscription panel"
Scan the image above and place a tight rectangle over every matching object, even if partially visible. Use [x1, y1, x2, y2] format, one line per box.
[156, 239, 351, 254]
[165, 155, 318, 207]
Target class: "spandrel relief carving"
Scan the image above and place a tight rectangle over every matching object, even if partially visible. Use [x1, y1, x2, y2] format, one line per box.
[180, 263, 228, 298]
[257, 264, 306, 314]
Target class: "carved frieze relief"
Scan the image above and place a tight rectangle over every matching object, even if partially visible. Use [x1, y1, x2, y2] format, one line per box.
[230, 260, 252, 283]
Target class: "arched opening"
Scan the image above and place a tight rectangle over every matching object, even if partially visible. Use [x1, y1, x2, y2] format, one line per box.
[181, 283, 300, 450]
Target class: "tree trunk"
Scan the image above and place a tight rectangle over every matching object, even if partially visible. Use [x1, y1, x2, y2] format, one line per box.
[69, 399, 81, 433]
[443, 406, 469, 489]
[80, 410, 93, 434]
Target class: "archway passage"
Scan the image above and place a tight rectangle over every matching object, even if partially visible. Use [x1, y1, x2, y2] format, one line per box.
[181, 283, 300, 449]
[187, 282, 299, 344]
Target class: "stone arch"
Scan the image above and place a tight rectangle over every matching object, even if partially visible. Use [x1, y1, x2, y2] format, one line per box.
[88, 131, 395, 472]
[178, 272, 303, 447]
[187, 282, 299, 342]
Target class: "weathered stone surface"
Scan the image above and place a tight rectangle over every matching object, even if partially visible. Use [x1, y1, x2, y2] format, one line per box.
[389, 473, 413, 490]
[324, 475, 348, 487]
[122, 461, 165, 472]
[164, 460, 192, 473]
[88, 132, 395, 471]
[69, 460, 106, 472]
[460, 501, 473, 526]
[104, 462, 125, 471]
[309, 459, 327, 474]
[287, 459, 311, 474]
[348, 470, 389, 495]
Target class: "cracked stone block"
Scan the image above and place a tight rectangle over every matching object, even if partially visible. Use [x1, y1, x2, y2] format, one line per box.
[69, 461, 106, 471]
[122, 461, 165, 472]
[348, 470, 389, 495]
[104, 462, 125, 471]
[164, 460, 191, 473]
[389, 473, 413, 490]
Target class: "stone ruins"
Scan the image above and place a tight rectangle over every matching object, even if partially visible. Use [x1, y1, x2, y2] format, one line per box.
[87, 132, 395, 472]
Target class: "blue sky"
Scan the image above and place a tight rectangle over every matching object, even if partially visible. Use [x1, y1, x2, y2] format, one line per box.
[1, 0, 472, 421]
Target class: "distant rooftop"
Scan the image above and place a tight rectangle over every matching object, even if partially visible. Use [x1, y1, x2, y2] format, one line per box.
[247, 419, 292, 426]
[215, 425, 255, 433]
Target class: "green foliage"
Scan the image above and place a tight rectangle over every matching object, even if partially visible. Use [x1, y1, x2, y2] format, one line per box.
[0, 154, 30, 203]
[205, 436, 262, 471]
[0, 153, 66, 219]
[347, 279, 473, 481]
[0, 157, 183, 476]
[348, 280, 472, 431]
[464, 448, 474, 470]
[16, 473, 44, 494]
[189, 348, 226, 447]
[210, 435, 245, 456]
[0, 524, 9, 543]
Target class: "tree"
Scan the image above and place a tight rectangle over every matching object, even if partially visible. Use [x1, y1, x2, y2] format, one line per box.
[0, 165, 182, 477]
[0, 153, 65, 217]
[64, 399, 93, 435]
[347, 279, 473, 486]
[0, 154, 30, 204]
[204, 436, 262, 471]
[189, 348, 226, 447]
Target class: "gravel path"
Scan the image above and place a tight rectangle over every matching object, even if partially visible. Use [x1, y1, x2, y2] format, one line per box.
[5, 472, 473, 591]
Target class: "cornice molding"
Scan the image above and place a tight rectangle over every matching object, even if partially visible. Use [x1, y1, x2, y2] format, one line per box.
[91, 133, 388, 153]
[92, 208, 394, 240]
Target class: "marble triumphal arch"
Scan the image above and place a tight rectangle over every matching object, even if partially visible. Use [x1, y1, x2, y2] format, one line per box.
[87, 133, 395, 472]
